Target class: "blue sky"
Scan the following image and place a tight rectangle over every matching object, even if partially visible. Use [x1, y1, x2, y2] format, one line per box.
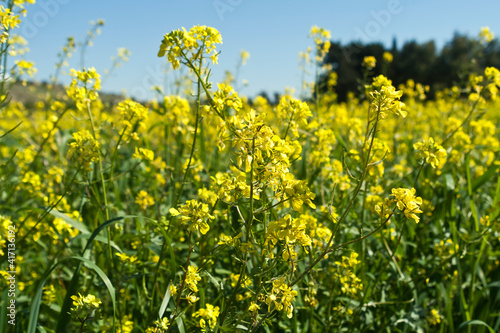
[15, 0, 500, 101]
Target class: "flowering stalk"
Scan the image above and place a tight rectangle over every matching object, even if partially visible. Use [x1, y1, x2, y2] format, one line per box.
[290, 105, 383, 288]
[165, 231, 193, 333]
[85, 100, 113, 266]
[151, 49, 204, 320]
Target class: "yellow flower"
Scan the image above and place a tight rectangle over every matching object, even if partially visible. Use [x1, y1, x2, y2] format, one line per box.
[117, 99, 149, 130]
[135, 190, 155, 210]
[218, 232, 242, 246]
[70, 293, 102, 317]
[0, 6, 21, 32]
[413, 137, 447, 168]
[192, 303, 220, 332]
[362, 56, 376, 70]
[158, 25, 222, 69]
[186, 293, 199, 304]
[67, 130, 100, 171]
[211, 83, 243, 115]
[479, 26, 494, 43]
[428, 309, 441, 325]
[169, 199, 214, 234]
[383, 51, 393, 63]
[264, 277, 298, 318]
[391, 188, 423, 223]
[240, 49, 250, 65]
[248, 301, 260, 314]
[185, 265, 202, 292]
[230, 273, 252, 288]
[169, 284, 177, 296]
[309, 25, 331, 62]
[276, 96, 311, 138]
[368, 80, 406, 119]
[133, 147, 154, 161]
[145, 317, 170, 333]
[13, 59, 37, 77]
[116, 252, 138, 264]
[66, 67, 101, 110]
[155, 317, 170, 330]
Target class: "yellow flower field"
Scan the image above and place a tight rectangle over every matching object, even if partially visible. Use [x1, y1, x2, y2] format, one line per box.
[1, 2, 499, 333]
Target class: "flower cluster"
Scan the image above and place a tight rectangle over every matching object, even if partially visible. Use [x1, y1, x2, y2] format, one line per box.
[135, 190, 155, 210]
[265, 214, 312, 261]
[479, 26, 494, 43]
[0, 5, 21, 43]
[368, 82, 406, 119]
[117, 99, 149, 139]
[278, 174, 316, 212]
[133, 147, 155, 161]
[264, 277, 298, 318]
[66, 67, 101, 110]
[392, 187, 423, 223]
[413, 137, 447, 168]
[192, 303, 220, 332]
[362, 56, 376, 70]
[276, 96, 312, 139]
[210, 83, 243, 116]
[211, 167, 253, 203]
[170, 200, 214, 234]
[67, 130, 100, 171]
[333, 252, 363, 297]
[69, 293, 101, 323]
[145, 317, 170, 333]
[383, 51, 393, 63]
[12, 59, 37, 78]
[116, 252, 138, 265]
[375, 187, 423, 223]
[185, 265, 202, 293]
[309, 25, 331, 62]
[158, 25, 222, 69]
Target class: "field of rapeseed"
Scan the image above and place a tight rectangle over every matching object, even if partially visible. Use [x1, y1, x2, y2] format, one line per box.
[1, 2, 500, 333]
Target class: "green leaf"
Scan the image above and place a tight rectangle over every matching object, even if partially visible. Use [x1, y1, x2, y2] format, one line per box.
[472, 163, 500, 192]
[28, 256, 116, 333]
[465, 154, 479, 231]
[69, 233, 122, 253]
[0, 121, 22, 139]
[28, 260, 63, 333]
[444, 173, 455, 191]
[204, 271, 223, 291]
[176, 316, 186, 333]
[53, 217, 123, 332]
[55, 256, 116, 333]
[82, 216, 124, 254]
[49, 210, 90, 234]
[458, 319, 495, 333]
[158, 282, 172, 319]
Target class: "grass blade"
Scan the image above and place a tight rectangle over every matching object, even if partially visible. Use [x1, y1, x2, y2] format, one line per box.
[458, 320, 495, 333]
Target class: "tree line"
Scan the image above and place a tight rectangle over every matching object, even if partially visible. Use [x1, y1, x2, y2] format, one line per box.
[320, 33, 500, 101]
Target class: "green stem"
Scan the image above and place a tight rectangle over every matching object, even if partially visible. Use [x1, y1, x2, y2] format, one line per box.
[165, 231, 193, 333]
[469, 235, 487, 322]
[85, 99, 113, 278]
[169, 56, 203, 214]
[150, 55, 204, 320]
[290, 106, 382, 287]
[450, 219, 471, 324]
[108, 126, 128, 188]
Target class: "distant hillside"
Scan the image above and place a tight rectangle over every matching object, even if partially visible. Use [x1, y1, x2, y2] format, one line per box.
[7, 80, 125, 107]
